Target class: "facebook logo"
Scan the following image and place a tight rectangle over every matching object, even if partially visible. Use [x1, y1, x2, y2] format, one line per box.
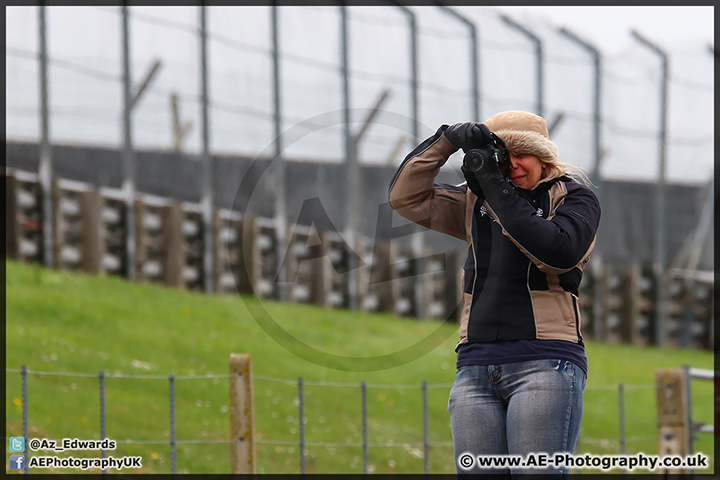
[9, 437, 24, 452]
[9, 455, 25, 470]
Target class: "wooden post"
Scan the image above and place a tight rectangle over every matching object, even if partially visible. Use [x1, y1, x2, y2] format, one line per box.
[620, 264, 640, 344]
[371, 241, 392, 312]
[238, 216, 256, 295]
[51, 177, 61, 268]
[308, 228, 325, 306]
[6, 174, 18, 259]
[79, 189, 101, 274]
[161, 203, 183, 287]
[212, 208, 222, 293]
[229, 353, 256, 474]
[134, 198, 147, 282]
[319, 230, 333, 307]
[656, 368, 690, 474]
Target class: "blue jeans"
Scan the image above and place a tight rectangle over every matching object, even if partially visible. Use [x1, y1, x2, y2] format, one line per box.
[448, 359, 586, 477]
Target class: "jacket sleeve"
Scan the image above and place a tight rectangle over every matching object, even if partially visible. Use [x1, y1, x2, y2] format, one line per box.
[483, 179, 600, 273]
[388, 126, 468, 241]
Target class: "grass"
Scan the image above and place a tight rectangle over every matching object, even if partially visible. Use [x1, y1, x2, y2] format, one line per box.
[5, 260, 714, 474]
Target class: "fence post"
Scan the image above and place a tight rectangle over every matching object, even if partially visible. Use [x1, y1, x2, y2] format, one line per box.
[270, 4, 288, 304]
[198, 4, 214, 294]
[500, 14, 543, 116]
[169, 375, 176, 474]
[361, 381, 368, 474]
[21, 365, 29, 474]
[618, 382, 625, 474]
[38, 4, 54, 269]
[298, 377, 305, 474]
[681, 365, 694, 455]
[656, 368, 690, 474]
[229, 354, 256, 473]
[631, 31, 669, 349]
[422, 381, 429, 475]
[120, 5, 137, 281]
[99, 371, 107, 474]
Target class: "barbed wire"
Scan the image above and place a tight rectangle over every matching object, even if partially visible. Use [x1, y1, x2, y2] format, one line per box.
[130, 8, 198, 36]
[4, 105, 408, 153]
[9, 13, 713, 95]
[415, 24, 471, 41]
[95, 4, 470, 96]
[667, 77, 715, 92]
[348, 9, 409, 29]
[6, 19, 713, 153]
[7, 47, 120, 83]
[208, 30, 269, 57]
[5, 368, 230, 380]
[604, 121, 714, 145]
[6, 367, 662, 391]
[579, 435, 657, 446]
[5, 366, 708, 470]
[534, 109, 714, 146]
[10, 95, 712, 148]
[621, 384, 657, 390]
[8, 44, 712, 109]
[209, 99, 275, 123]
[9, 106, 121, 118]
[28, 9, 718, 96]
[19, 6, 716, 93]
[7, 50, 471, 125]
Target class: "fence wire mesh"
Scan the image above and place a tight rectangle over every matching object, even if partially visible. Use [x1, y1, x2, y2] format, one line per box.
[6, 366, 713, 474]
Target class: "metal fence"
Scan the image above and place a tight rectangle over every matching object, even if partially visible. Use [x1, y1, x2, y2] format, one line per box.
[10, 365, 709, 474]
[5, 5, 714, 293]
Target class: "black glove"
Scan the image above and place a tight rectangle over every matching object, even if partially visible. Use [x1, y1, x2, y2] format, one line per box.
[443, 122, 493, 153]
[461, 163, 484, 198]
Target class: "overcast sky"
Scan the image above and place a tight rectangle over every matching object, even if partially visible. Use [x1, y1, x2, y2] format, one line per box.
[492, 6, 713, 55]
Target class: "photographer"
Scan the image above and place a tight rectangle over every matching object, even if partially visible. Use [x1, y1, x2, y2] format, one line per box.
[388, 111, 600, 477]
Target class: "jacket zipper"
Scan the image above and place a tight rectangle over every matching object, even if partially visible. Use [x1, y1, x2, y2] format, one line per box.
[570, 209, 593, 233]
[469, 199, 480, 338]
[572, 294, 584, 346]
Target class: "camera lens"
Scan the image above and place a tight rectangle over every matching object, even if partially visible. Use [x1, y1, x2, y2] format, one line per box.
[465, 149, 489, 173]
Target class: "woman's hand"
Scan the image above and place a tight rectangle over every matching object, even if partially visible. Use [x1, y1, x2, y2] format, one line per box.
[444, 122, 493, 153]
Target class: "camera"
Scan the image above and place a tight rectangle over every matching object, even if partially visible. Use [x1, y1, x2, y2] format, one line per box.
[463, 133, 511, 177]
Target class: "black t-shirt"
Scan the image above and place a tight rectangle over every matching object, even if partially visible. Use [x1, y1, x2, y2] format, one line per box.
[456, 339, 588, 375]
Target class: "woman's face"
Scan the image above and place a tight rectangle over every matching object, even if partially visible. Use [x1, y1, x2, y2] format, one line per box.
[509, 154, 544, 189]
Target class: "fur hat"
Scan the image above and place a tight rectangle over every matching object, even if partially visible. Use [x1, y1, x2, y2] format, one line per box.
[484, 110, 559, 164]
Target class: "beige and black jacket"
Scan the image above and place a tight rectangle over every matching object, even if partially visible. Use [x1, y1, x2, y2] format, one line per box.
[388, 126, 600, 348]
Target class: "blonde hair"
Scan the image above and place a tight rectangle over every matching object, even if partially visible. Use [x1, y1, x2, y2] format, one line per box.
[536, 160, 593, 188]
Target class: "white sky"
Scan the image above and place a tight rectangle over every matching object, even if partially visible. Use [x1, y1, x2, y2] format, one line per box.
[492, 6, 714, 55]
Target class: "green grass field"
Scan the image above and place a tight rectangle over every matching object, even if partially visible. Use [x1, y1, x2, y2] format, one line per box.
[5, 260, 714, 474]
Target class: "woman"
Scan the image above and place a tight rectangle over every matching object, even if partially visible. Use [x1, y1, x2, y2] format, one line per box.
[388, 111, 600, 476]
